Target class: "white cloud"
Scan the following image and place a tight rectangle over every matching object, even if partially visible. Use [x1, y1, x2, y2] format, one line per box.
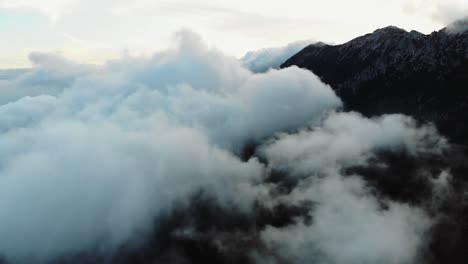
[259, 174, 432, 264]
[254, 111, 447, 264]
[240, 40, 313, 73]
[0, 27, 452, 264]
[0, 116, 266, 262]
[0, 53, 94, 105]
[260, 112, 447, 176]
[0, 30, 340, 263]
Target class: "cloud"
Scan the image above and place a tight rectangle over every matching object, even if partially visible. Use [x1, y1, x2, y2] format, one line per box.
[0, 117, 266, 263]
[2, 31, 341, 153]
[0, 53, 93, 105]
[445, 18, 468, 34]
[403, 0, 468, 25]
[253, 111, 448, 264]
[0, 29, 456, 264]
[260, 112, 447, 177]
[0, 30, 341, 263]
[259, 174, 432, 264]
[240, 40, 314, 73]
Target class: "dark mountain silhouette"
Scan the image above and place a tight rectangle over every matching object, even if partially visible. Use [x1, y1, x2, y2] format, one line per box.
[282, 25, 468, 145]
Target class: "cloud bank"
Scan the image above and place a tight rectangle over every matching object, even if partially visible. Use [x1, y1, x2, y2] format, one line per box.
[0, 30, 456, 264]
[0, 30, 341, 263]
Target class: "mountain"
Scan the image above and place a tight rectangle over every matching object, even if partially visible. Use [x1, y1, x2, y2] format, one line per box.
[282, 25, 468, 145]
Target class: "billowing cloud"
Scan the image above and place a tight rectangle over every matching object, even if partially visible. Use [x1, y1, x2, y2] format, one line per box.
[259, 174, 431, 264]
[260, 112, 447, 176]
[0, 117, 266, 263]
[240, 40, 314, 73]
[0, 30, 341, 263]
[255, 111, 446, 264]
[0, 29, 457, 264]
[0, 53, 93, 105]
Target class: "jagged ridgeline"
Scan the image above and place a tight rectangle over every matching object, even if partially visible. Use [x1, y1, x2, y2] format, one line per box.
[282, 26, 468, 145]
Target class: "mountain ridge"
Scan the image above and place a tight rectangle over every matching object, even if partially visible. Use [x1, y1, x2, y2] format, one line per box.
[281, 25, 468, 145]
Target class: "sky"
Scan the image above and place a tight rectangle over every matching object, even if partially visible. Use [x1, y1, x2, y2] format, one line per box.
[0, 0, 467, 68]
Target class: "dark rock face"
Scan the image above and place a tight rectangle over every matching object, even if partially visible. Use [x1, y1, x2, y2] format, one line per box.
[282, 26, 468, 145]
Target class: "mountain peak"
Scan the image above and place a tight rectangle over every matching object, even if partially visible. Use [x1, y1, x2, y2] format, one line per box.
[372, 26, 406, 35]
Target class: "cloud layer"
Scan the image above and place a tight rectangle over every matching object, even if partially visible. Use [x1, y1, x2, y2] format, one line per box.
[0, 30, 454, 264]
[0, 30, 341, 263]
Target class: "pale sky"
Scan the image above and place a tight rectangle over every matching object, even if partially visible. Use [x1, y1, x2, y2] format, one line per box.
[1, 0, 467, 68]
